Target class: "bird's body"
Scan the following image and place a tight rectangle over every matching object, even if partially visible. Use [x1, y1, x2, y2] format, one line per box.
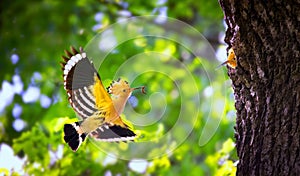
[61, 46, 144, 151]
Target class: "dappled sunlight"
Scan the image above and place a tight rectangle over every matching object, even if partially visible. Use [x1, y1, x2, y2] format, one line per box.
[0, 1, 237, 175]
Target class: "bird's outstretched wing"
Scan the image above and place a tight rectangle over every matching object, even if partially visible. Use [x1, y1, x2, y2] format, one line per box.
[90, 123, 136, 142]
[61, 46, 113, 119]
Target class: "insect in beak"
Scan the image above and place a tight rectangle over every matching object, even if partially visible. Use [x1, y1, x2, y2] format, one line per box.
[132, 86, 146, 94]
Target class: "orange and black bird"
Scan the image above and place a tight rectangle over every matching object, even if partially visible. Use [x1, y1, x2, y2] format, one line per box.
[217, 48, 237, 69]
[60, 46, 145, 152]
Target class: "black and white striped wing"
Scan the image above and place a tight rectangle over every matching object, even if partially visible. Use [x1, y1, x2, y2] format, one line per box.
[90, 123, 136, 142]
[61, 46, 111, 119]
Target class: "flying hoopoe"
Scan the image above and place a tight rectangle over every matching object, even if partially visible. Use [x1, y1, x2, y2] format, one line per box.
[61, 46, 145, 152]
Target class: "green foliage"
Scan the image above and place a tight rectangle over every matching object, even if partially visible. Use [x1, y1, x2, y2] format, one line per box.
[0, 0, 237, 175]
[206, 138, 237, 175]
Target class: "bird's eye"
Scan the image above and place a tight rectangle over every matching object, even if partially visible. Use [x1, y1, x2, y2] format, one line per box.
[123, 89, 126, 92]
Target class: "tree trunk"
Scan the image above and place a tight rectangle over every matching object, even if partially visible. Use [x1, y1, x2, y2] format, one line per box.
[218, 0, 300, 175]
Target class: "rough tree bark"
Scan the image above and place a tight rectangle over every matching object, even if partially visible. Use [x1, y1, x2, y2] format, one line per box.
[218, 0, 300, 175]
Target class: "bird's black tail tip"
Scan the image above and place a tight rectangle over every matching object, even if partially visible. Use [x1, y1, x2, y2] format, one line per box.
[63, 122, 86, 152]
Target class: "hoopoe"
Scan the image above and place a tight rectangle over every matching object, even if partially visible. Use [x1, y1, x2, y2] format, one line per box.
[61, 46, 145, 151]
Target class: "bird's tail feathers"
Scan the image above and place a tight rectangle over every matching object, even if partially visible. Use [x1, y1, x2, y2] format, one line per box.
[63, 122, 87, 152]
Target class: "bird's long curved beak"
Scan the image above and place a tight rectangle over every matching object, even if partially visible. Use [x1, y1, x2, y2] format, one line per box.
[215, 61, 228, 70]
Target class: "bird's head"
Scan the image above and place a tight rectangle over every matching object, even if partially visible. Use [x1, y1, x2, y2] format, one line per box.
[107, 78, 145, 98]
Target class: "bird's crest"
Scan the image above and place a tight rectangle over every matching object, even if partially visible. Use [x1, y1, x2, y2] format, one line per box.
[107, 78, 131, 96]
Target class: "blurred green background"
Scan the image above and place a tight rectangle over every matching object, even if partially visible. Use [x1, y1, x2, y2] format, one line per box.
[0, 0, 237, 175]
